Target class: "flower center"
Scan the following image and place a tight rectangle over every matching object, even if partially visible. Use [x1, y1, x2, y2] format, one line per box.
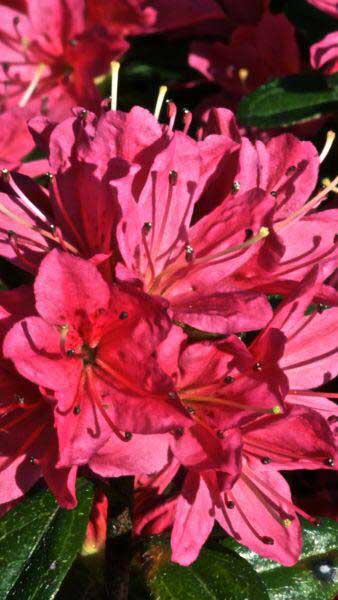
[81, 343, 97, 366]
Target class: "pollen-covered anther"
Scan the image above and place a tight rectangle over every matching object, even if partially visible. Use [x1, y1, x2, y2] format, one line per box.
[272, 406, 282, 415]
[119, 311, 128, 320]
[231, 180, 240, 193]
[216, 430, 224, 439]
[238, 68, 249, 83]
[169, 169, 178, 186]
[29, 456, 36, 464]
[223, 376, 234, 384]
[271, 190, 278, 198]
[282, 518, 293, 527]
[1, 167, 10, 181]
[226, 501, 235, 509]
[185, 244, 194, 262]
[182, 108, 192, 134]
[73, 405, 81, 415]
[14, 394, 25, 405]
[261, 457, 271, 464]
[286, 165, 296, 175]
[187, 406, 195, 415]
[142, 221, 152, 235]
[66, 349, 75, 357]
[124, 432, 133, 441]
[253, 362, 262, 371]
[324, 457, 334, 467]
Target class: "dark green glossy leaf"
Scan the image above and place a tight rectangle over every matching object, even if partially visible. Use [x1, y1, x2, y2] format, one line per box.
[237, 72, 338, 129]
[146, 541, 269, 600]
[222, 518, 338, 600]
[0, 479, 94, 599]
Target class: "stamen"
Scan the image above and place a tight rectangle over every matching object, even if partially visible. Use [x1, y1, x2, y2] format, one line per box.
[288, 390, 338, 399]
[110, 61, 120, 111]
[3, 170, 50, 224]
[190, 227, 270, 267]
[180, 394, 281, 415]
[18, 63, 46, 107]
[275, 175, 338, 230]
[166, 100, 177, 132]
[319, 130, 335, 163]
[154, 85, 168, 120]
[238, 68, 249, 84]
[231, 181, 240, 194]
[86, 369, 127, 442]
[321, 177, 338, 194]
[7, 230, 38, 271]
[182, 108, 192, 135]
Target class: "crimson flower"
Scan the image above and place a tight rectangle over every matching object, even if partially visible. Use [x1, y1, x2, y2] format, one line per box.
[3, 250, 189, 467]
[311, 32, 338, 75]
[189, 12, 300, 105]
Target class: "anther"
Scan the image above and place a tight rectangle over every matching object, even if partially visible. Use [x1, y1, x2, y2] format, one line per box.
[231, 181, 240, 194]
[270, 191, 278, 198]
[238, 68, 249, 83]
[185, 245, 194, 262]
[217, 430, 224, 439]
[318, 303, 330, 313]
[224, 376, 234, 384]
[69, 38, 78, 46]
[142, 222, 152, 235]
[245, 229, 253, 241]
[286, 165, 296, 175]
[79, 109, 87, 120]
[253, 362, 262, 371]
[7, 230, 16, 239]
[124, 432, 132, 441]
[171, 427, 184, 437]
[119, 311, 128, 320]
[45, 172, 54, 181]
[324, 458, 334, 467]
[29, 456, 36, 464]
[272, 406, 282, 415]
[187, 406, 195, 415]
[261, 457, 271, 464]
[282, 519, 293, 527]
[1, 168, 9, 182]
[319, 130, 335, 163]
[14, 394, 25, 405]
[73, 405, 81, 415]
[261, 536, 274, 545]
[226, 501, 235, 509]
[66, 349, 75, 357]
[168, 391, 177, 399]
[169, 170, 178, 186]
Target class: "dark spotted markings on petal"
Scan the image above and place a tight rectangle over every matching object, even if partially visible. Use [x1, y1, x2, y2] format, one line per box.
[261, 536, 274, 545]
[286, 165, 297, 175]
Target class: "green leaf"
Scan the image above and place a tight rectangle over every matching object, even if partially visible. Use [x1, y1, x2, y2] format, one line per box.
[222, 518, 338, 600]
[145, 540, 269, 599]
[237, 72, 338, 129]
[0, 479, 94, 599]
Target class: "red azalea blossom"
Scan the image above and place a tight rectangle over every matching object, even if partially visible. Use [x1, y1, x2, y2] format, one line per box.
[3, 249, 190, 467]
[311, 32, 338, 74]
[189, 12, 300, 104]
[134, 270, 337, 566]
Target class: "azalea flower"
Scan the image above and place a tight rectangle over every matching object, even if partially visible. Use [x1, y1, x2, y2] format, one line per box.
[311, 32, 338, 75]
[134, 268, 337, 566]
[189, 12, 300, 110]
[3, 250, 190, 467]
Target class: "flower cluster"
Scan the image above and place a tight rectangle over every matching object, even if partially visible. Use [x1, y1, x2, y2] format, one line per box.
[0, 0, 337, 571]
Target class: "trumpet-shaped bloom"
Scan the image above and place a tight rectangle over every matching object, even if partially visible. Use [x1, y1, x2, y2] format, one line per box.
[3, 250, 189, 467]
